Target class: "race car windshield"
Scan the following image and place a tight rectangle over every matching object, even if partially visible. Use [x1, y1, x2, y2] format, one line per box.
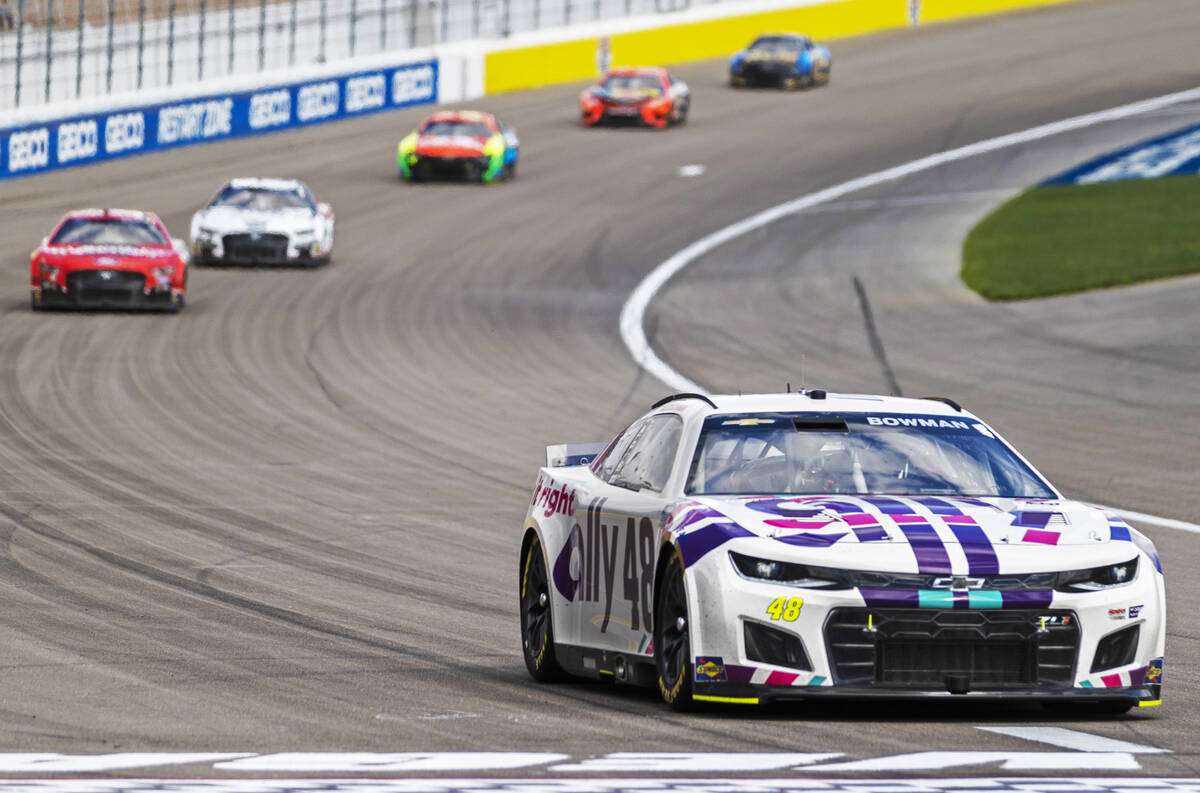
[686, 412, 1056, 498]
[600, 75, 663, 97]
[749, 36, 805, 50]
[420, 120, 492, 138]
[51, 218, 168, 245]
[212, 186, 314, 211]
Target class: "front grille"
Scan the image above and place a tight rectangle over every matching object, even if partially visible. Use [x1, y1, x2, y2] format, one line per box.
[848, 571, 1058, 591]
[742, 62, 793, 79]
[66, 270, 145, 304]
[224, 233, 289, 263]
[825, 608, 1078, 690]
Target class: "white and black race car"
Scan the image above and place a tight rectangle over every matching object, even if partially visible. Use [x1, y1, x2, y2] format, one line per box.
[519, 391, 1165, 712]
[190, 178, 334, 266]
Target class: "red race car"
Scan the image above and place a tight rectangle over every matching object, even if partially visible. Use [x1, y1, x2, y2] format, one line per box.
[30, 209, 188, 311]
[580, 67, 691, 128]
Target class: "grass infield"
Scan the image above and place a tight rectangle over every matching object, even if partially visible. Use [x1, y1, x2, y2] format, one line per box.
[961, 175, 1200, 301]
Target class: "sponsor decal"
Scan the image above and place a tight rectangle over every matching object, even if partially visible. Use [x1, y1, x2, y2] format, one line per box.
[248, 89, 292, 129]
[392, 63, 436, 105]
[530, 475, 575, 519]
[157, 99, 233, 145]
[8, 127, 50, 172]
[722, 418, 776, 426]
[694, 656, 727, 681]
[1109, 607, 1127, 620]
[866, 416, 972, 429]
[56, 119, 99, 164]
[1046, 122, 1200, 185]
[345, 74, 387, 113]
[1129, 604, 1143, 618]
[551, 498, 654, 634]
[3, 60, 438, 180]
[1145, 658, 1163, 684]
[105, 112, 146, 154]
[1036, 614, 1072, 629]
[297, 81, 341, 121]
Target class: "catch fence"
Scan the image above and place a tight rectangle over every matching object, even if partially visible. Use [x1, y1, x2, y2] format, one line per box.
[0, 0, 710, 110]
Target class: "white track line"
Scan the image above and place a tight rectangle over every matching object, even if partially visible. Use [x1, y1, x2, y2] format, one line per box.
[618, 84, 1200, 534]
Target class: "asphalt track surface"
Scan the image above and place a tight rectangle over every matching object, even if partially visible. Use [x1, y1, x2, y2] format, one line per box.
[1, 0, 1199, 778]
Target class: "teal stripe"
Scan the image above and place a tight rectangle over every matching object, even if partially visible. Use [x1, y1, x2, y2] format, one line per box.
[1080, 680, 1094, 689]
[968, 591, 1003, 609]
[809, 675, 827, 686]
[918, 590, 956, 608]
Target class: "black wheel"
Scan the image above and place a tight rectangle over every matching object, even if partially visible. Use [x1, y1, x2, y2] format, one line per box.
[655, 548, 694, 710]
[520, 533, 567, 682]
[673, 98, 690, 125]
[30, 293, 43, 311]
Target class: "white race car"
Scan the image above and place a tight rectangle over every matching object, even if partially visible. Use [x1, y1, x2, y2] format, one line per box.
[190, 178, 334, 266]
[519, 391, 1165, 713]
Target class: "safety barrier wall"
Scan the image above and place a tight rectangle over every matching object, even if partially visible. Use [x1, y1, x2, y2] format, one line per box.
[0, 0, 1084, 181]
[484, 0, 1082, 94]
[1, 56, 437, 179]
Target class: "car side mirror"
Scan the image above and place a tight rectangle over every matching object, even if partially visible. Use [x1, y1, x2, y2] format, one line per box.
[317, 202, 332, 216]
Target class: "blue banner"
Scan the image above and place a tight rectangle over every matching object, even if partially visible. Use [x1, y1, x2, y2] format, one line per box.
[2, 59, 437, 180]
[1043, 122, 1200, 186]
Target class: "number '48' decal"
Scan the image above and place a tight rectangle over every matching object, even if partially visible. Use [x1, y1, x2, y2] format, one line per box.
[766, 596, 803, 621]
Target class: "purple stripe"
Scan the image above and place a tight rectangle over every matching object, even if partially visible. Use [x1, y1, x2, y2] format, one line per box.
[776, 532, 847, 548]
[849, 524, 890, 543]
[1001, 590, 1054, 609]
[896, 522, 952, 574]
[677, 522, 753, 568]
[946, 523, 1000, 575]
[913, 496, 962, 516]
[858, 588, 921, 608]
[864, 496, 914, 515]
[723, 663, 756, 684]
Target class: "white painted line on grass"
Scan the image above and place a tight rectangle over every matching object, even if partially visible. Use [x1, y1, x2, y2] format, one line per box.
[978, 727, 1167, 754]
[618, 83, 1200, 533]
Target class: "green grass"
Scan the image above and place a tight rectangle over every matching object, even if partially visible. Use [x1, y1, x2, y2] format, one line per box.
[961, 175, 1200, 301]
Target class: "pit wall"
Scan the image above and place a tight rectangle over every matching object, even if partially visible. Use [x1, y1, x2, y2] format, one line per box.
[1, 0, 1083, 180]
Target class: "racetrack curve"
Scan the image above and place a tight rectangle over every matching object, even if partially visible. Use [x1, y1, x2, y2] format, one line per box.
[1, 0, 1199, 775]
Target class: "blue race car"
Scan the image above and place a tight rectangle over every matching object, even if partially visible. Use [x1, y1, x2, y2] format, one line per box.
[730, 34, 831, 90]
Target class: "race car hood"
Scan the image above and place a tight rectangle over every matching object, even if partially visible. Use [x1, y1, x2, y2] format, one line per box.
[196, 206, 318, 234]
[415, 134, 488, 157]
[671, 494, 1148, 574]
[38, 244, 176, 270]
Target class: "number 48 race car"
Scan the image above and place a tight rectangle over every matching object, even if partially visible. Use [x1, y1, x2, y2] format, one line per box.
[519, 391, 1165, 713]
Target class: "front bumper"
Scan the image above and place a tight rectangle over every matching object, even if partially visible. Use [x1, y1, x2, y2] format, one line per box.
[732, 61, 799, 85]
[694, 679, 1161, 707]
[686, 549, 1165, 706]
[194, 232, 323, 265]
[33, 271, 183, 310]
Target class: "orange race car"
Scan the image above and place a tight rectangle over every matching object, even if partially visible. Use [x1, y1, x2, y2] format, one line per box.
[579, 67, 691, 129]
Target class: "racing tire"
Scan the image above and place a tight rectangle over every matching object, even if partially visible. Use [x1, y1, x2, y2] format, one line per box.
[520, 533, 568, 682]
[672, 98, 690, 126]
[654, 547, 695, 711]
[504, 162, 518, 180]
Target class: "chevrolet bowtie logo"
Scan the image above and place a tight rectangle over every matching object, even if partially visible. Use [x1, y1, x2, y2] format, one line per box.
[932, 576, 984, 591]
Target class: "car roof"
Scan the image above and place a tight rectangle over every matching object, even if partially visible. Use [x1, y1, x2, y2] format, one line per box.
[423, 110, 496, 125]
[606, 66, 669, 78]
[654, 392, 975, 420]
[226, 177, 307, 191]
[64, 208, 155, 221]
[753, 32, 808, 41]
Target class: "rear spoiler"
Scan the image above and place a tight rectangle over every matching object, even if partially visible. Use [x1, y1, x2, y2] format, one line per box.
[546, 442, 606, 468]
